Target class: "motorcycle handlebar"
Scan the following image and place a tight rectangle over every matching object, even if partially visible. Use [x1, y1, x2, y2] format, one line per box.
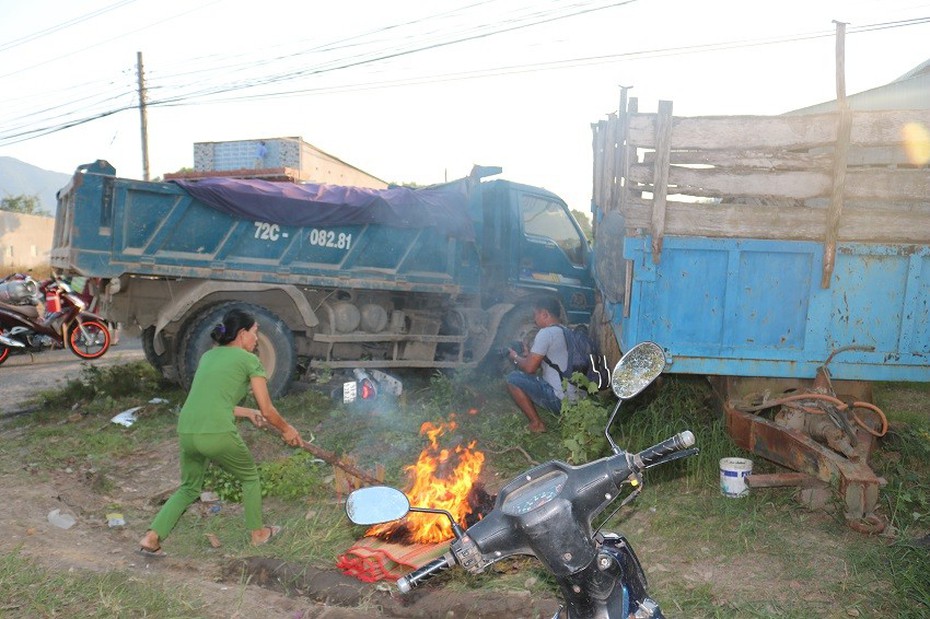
[396, 553, 455, 594]
[634, 431, 695, 470]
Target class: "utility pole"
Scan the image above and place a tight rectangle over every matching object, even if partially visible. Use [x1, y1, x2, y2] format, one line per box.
[136, 51, 150, 181]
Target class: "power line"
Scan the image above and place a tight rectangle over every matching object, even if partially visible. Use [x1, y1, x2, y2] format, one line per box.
[0, 0, 142, 53]
[147, 16, 930, 108]
[147, 0, 639, 106]
[0, 12, 927, 146]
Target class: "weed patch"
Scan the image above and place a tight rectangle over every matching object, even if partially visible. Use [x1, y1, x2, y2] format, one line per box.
[203, 450, 328, 502]
[0, 550, 206, 617]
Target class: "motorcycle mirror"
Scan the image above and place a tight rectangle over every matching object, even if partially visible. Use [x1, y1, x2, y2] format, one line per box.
[345, 486, 410, 526]
[604, 342, 666, 454]
[610, 341, 666, 400]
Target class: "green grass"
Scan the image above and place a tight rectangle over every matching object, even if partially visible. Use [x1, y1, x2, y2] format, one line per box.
[2, 363, 928, 618]
[0, 550, 207, 618]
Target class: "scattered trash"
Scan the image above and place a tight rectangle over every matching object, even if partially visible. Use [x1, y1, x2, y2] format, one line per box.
[148, 398, 169, 405]
[341, 368, 403, 403]
[369, 369, 403, 396]
[204, 533, 222, 548]
[47, 508, 76, 529]
[106, 512, 126, 528]
[200, 491, 219, 503]
[110, 406, 143, 427]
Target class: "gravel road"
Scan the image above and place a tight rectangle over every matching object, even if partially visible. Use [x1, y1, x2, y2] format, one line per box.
[0, 335, 145, 415]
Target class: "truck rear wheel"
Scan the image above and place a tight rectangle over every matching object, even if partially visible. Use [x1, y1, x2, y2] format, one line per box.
[179, 302, 298, 399]
[141, 326, 167, 372]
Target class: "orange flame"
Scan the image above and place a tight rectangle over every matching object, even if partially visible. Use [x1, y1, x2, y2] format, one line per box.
[367, 416, 484, 544]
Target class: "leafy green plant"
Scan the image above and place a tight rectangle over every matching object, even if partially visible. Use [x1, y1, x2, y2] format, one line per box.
[39, 361, 175, 410]
[203, 451, 326, 503]
[559, 389, 611, 464]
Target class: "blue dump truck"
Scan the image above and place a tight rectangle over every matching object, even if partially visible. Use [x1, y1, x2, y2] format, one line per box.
[51, 161, 594, 396]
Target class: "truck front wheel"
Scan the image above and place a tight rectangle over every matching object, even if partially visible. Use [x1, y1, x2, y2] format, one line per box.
[484, 303, 540, 375]
[179, 302, 298, 399]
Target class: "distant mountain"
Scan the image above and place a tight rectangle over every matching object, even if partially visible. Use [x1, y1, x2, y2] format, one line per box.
[0, 156, 71, 216]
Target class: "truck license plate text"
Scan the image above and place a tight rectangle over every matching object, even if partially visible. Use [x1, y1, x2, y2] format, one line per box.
[253, 221, 282, 241]
[308, 228, 352, 250]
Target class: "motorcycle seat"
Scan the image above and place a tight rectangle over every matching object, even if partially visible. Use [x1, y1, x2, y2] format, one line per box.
[0, 300, 39, 319]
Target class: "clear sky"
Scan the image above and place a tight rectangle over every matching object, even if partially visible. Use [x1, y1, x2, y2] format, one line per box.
[0, 0, 927, 212]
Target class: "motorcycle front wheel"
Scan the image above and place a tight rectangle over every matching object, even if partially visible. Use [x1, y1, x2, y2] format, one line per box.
[0, 328, 10, 365]
[68, 320, 111, 360]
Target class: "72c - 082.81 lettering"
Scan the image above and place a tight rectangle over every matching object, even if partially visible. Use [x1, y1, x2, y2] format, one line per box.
[253, 221, 352, 250]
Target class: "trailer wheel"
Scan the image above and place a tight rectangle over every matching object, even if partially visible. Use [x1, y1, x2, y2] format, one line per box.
[179, 302, 297, 399]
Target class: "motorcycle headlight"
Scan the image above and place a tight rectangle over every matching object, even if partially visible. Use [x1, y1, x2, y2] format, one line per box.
[65, 293, 86, 310]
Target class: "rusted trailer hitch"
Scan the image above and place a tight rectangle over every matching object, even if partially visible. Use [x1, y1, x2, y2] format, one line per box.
[712, 350, 890, 534]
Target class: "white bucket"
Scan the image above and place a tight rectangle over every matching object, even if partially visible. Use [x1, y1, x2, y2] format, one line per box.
[719, 457, 753, 498]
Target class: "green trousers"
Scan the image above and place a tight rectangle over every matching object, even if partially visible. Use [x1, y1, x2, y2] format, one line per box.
[150, 431, 262, 540]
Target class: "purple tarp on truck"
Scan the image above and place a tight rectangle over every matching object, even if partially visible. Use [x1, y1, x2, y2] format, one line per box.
[172, 177, 476, 241]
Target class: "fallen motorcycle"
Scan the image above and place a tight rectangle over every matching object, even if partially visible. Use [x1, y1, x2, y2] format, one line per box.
[0, 275, 111, 365]
[346, 341, 698, 619]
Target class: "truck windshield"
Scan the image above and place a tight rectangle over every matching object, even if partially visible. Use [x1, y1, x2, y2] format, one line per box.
[520, 195, 585, 266]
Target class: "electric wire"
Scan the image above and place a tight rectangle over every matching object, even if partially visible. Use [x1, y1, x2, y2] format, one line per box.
[0, 8, 927, 147]
[149, 16, 930, 107]
[0, 0, 142, 53]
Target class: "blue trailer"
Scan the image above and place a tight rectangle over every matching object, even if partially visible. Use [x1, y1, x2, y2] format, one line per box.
[52, 160, 595, 396]
[591, 99, 930, 528]
[592, 100, 930, 382]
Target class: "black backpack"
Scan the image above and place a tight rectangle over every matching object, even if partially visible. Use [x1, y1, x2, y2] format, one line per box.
[544, 324, 611, 390]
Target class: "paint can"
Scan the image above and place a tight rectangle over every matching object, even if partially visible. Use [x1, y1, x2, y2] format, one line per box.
[719, 457, 753, 498]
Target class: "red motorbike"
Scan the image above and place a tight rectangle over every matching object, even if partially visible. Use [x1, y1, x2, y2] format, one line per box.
[0, 275, 111, 366]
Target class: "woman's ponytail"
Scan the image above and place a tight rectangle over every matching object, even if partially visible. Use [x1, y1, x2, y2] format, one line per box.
[210, 308, 255, 344]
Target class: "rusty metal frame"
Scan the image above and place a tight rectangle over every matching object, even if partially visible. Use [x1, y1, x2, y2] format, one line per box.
[712, 375, 885, 530]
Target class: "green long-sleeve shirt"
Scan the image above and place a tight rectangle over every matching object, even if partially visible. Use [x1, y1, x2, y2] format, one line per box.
[177, 345, 266, 434]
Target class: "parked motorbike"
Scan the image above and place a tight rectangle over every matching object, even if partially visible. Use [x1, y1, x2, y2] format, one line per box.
[346, 341, 698, 619]
[0, 274, 111, 366]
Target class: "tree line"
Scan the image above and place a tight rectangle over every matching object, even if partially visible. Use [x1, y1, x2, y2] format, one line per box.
[0, 194, 50, 217]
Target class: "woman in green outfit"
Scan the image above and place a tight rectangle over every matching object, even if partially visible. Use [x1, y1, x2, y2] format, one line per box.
[138, 308, 302, 555]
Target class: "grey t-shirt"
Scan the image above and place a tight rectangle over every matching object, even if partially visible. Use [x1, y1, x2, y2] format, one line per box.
[531, 325, 572, 400]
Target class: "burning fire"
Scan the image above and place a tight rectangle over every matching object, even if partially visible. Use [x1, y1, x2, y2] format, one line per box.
[367, 416, 485, 544]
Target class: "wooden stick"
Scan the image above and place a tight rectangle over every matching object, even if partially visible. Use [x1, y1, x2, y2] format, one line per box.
[296, 438, 382, 487]
[259, 421, 382, 487]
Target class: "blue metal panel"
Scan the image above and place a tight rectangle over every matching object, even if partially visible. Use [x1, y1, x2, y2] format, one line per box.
[59, 167, 483, 295]
[611, 235, 930, 382]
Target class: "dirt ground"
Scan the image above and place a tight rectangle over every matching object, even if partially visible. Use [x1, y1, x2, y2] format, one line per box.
[0, 419, 563, 618]
[0, 341, 560, 618]
[0, 335, 145, 415]
[2, 347, 922, 617]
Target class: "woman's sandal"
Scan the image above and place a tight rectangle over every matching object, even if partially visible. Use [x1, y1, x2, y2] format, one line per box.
[137, 544, 167, 558]
[252, 525, 282, 546]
